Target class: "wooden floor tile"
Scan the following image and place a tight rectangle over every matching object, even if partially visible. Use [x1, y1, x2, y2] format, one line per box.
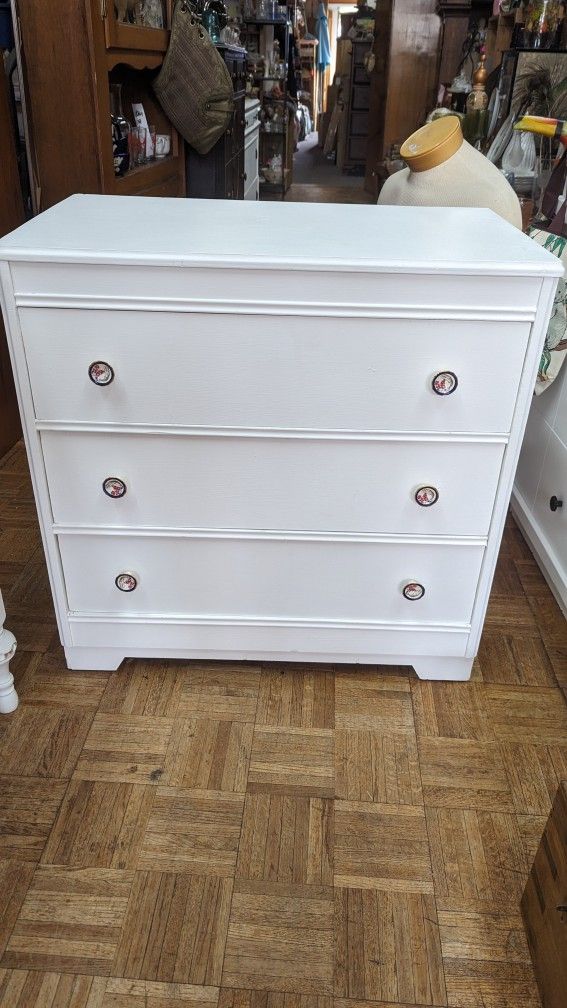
[335, 800, 432, 892]
[335, 729, 422, 804]
[236, 793, 332, 885]
[1, 866, 133, 975]
[138, 788, 243, 875]
[335, 671, 414, 732]
[99, 660, 185, 717]
[73, 714, 174, 785]
[335, 887, 446, 1005]
[0, 969, 103, 1008]
[477, 630, 556, 687]
[220, 991, 332, 1008]
[256, 666, 334, 728]
[418, 738, 514, 811]
[222, 880, 334, 995]
[484, 685, 567, 744]
[411, 682, 492, 740]
[0, 776, 67, 862]
[41, 780, 154, 869]
[0, 707, 94, 779]
[500, 741, 567, 814]
[426, 808, 528, 907]
[438, 906, 541, 1007]
[483, 595, 540, 635]
[248, 727, 334, 797]
[103, 979, 221, 1007]
[166, 719, 253, 792]
[0, 861, 35, 958]
[177, 666, 260, 723]
[15, 650, 109, 709]
[114, 872, 232, 984]
[335, 1001, 446, 1008]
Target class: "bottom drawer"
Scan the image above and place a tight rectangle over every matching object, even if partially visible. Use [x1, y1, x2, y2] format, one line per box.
[58, 534, 484, 625]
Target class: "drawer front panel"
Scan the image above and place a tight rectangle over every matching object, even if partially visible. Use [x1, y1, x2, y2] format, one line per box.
[58, 534, 484, 624]
[43, 431, 505, 536]
[21, 309, 529, 433]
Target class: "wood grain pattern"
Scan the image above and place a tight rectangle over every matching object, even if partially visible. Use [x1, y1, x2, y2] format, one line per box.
[2, 867, 133, 975]
[256, 666, 334, 729]
[138, 788, 243, 875]
[335, 887, 446, 1005]
[114, 872, 233, 984]
[0, 777, 67, 862]
[248, 727, 334, 797]
[411, 681, 493, 740]
[236, 793, 332, 884]
[41, 780, 154, 869]
[73, 714, 175, 785]
[0, 707, 94, 778]
[335, 800, 433, 892]
[485, 685, 567, 744]
[222, 881, 334, 995]
[1, 443, 567, 1005]
[176, 666, 260, 724]
[426, 807, 528, 907]
[418, 737, 514, 811]
[166, 719, 254, 792]
[438, 905, 541, 1007]
[335, 670, 414, 732]
[0, 862, 35, 957]
[335, 730, 422, 804]
[0, 971, 219, 1007]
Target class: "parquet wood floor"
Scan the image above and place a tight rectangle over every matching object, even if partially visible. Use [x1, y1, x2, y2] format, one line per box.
[1, 440, 567, 1007]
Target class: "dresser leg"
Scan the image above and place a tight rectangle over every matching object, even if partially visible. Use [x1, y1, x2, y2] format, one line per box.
[412, 656, 474, 681]
[64, 647, 124, 671]
[0, 620, 18, 715]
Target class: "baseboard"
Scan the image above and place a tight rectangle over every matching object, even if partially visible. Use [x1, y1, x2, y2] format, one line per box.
[511, 488, 567, 617]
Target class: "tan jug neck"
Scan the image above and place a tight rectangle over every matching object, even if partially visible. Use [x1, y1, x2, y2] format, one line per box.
[400, 116, 464, 173]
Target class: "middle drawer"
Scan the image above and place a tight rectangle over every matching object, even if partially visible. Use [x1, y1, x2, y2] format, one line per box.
[42, 431, 504, 536]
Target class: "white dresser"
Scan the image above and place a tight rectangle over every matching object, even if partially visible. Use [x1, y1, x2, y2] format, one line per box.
[0, 196, 560, 679]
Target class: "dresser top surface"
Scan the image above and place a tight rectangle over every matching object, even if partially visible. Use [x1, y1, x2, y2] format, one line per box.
[0, 194, 562, 277]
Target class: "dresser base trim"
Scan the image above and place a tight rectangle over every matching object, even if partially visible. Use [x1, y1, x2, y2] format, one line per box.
[63, 645, 473, 678]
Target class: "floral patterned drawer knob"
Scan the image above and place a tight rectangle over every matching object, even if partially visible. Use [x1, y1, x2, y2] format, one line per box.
[103, 477, 127, 498]
[115, 572, 137, 592]
[432, 370, 458, 395]
[415, 485, 439, 507]
[88, 361, 115, 385]
[402, 581, 425, 601]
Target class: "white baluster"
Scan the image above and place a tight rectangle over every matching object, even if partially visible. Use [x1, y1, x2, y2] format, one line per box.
[0, 591, 18, 714]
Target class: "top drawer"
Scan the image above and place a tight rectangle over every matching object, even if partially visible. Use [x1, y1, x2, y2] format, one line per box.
[19, 308, 530, 433]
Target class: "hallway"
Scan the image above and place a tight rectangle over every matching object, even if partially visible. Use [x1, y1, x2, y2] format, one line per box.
[282, 132, 375, 204]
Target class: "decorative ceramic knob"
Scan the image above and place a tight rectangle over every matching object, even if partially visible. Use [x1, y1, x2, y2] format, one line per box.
[403, 581, 425, 601]
[432, 371, 458, 396]
[103, 477, 127, 498]
[88, 361, 114, 386]
[115, 573, 137, 592]
[415, 485, 439, 507]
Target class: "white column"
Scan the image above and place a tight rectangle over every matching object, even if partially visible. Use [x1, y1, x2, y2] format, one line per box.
[0, 590, 18, 714]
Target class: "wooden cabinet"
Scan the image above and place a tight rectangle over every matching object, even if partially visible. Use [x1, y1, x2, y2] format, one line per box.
[186, 45, 247, 199]
[364, 0, 441, 197]
[521, 782, 567, 1008]
[0, 196, 561, 677]
[14, 0, 185, 212]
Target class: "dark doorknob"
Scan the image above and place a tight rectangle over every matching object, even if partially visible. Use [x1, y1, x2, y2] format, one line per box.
[550, 495, 563, 512]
